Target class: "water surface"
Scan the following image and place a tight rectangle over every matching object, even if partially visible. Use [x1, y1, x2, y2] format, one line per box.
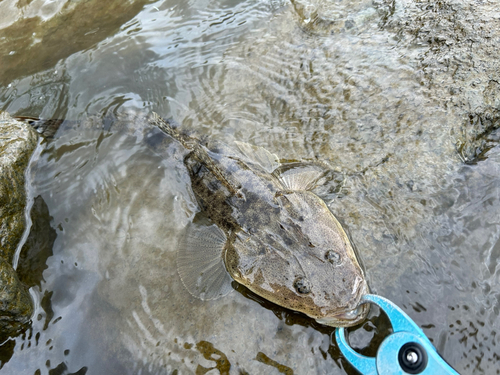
[1, 0, 500, 373]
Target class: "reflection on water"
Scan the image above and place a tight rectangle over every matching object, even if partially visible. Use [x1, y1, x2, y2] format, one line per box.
[17, 196, 57, 289]
[0, 0, 154, 86]
[0, 0, 500, 373]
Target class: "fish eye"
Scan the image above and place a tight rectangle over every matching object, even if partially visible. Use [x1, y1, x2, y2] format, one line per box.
[325, 250, 341, 264]
[293, 276, 311, 294]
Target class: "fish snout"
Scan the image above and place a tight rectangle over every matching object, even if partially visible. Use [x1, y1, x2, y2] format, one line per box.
[316, 277, 369, 327]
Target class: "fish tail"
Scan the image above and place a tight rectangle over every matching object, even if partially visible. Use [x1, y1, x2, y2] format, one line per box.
[150, 112, 242, 197]
[150, 112, 196, 150]
[15, 116, 65, 139]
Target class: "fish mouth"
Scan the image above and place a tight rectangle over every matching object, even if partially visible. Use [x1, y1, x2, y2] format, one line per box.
[315, 303, 370, 327]
[315, 281, 370, 327]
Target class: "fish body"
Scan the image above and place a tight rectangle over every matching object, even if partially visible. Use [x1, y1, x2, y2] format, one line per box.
[151, 113, 369, 327]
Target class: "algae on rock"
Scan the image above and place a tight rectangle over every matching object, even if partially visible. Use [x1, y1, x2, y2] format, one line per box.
[0, 111, 38, 338]
[0, 257, 34, 336]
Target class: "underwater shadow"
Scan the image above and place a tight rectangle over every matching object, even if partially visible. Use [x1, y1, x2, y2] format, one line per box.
[234, 281, 393, 374]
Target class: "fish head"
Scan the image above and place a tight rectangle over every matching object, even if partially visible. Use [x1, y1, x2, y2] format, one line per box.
[226, 190, 369, 327]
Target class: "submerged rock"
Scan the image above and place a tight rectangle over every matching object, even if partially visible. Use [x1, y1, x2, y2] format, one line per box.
[0, 111, 38, 338]
[0, 257, 33, 337]
[381, 0, 500, 163]
[0, 111, 38, 260]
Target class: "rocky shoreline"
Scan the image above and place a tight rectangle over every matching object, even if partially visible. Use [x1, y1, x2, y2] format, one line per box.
[0, 111, 38, 339]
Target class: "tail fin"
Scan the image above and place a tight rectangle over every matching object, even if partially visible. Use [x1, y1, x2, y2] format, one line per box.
[14, 116, 64, 139]
[149, 112, 242, 198]
[149, 112, 199, 151]
[149, 112, 177, 137]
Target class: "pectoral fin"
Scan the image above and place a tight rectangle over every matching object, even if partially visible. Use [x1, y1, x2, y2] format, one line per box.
[273, 162, 331, 191]
[177, 223, 233, 300]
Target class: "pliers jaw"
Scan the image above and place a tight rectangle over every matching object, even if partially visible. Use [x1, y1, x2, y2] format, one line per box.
[335, 294, 460, 375]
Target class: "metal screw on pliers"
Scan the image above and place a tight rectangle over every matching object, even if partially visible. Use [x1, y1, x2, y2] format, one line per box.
[406, 350, 419, 364]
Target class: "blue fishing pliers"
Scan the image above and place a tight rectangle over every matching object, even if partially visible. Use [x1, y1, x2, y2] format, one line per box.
[336, 294, 460, 374]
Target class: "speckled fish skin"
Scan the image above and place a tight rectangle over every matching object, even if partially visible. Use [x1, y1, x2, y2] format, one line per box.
[151, 113, 369, 327]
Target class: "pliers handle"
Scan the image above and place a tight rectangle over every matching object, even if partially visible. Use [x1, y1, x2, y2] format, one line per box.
[336, 294, 460, 375]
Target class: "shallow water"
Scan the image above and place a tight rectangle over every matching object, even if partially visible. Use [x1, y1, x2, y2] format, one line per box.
[1, 0, 500, 374]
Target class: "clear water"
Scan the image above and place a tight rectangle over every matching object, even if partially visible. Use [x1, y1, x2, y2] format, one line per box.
[1, 0, 499, 374]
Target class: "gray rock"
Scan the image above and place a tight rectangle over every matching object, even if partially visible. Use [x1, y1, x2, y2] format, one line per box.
[0, 111, 38, 338]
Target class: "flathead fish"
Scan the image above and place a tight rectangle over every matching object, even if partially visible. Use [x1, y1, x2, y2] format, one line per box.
[151, 113, 369, 327]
